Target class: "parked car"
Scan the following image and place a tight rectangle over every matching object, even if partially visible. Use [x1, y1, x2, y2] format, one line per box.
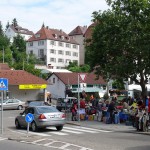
[56, 97, 77, 111]
[15, 106, 66, 132]
[25, 101, 50, 109]
[0, 99, 25, 110]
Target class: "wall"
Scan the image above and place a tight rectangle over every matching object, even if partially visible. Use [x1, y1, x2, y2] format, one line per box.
[7, 85, 45, 102]
[47, 74, 66, 98]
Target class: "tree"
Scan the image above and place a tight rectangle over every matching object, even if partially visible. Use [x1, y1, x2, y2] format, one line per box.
[10, 34, 26, 63]
[67, 62, 90, 72]
[0, 22, 4, 36]
[12, 18, 18, 27]
[85, 0, 150, 98]
[5, 21, 10, 31]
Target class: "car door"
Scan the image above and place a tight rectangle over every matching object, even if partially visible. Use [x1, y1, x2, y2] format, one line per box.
[19, 108, 30, 127]
[12, 99, 19, 109]
[4, 99, 14, 109]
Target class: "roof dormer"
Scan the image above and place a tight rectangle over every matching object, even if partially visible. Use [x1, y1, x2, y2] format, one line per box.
[35, 33, 40, 38]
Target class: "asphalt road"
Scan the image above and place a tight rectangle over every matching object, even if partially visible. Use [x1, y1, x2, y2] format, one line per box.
[1, 110, 150, 150]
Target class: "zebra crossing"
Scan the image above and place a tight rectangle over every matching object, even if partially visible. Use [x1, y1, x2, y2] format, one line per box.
[12, 125, 113, 137]
[0, 137, 7, 142]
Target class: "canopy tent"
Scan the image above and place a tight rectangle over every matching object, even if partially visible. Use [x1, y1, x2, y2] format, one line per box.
[128, 84, 150, 91]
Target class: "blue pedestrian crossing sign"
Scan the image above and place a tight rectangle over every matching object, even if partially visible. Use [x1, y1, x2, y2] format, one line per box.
[25, 113, 34, 123]
[0, 78, 8, 91]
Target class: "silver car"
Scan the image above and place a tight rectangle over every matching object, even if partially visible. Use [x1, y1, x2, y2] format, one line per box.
[0, 99, 25, 110]
[15, 106, 66, 132]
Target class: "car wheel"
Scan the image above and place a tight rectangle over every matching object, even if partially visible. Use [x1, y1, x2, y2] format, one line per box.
[15, 119, 21, 129]
[56, 126, 63, 131]
[18, 105, 23, 110]
[31, 121, 38, 132]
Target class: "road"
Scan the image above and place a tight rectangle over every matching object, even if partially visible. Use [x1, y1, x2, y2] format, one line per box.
[0, 110, 150, 150]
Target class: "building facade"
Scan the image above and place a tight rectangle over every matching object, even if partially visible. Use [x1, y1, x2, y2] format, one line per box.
[26, 26, 80, 69]
[5, 25, 34, 43]
[69, 26, 87, 65]
[47, 72, 107, 99]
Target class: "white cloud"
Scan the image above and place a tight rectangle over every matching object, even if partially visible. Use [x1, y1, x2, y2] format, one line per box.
[0, 0, 109, 33]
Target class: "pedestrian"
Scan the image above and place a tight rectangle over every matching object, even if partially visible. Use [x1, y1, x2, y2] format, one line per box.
[107, 100, 115, 124]
[71, 100, 78, 121]
[97, 100, 102, 121]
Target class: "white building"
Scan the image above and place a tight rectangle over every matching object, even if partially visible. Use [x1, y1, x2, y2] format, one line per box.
[47, 72, 107, 99]
[26, 26, 80, 69]
[69, 26, 87, 65]
[5, 25, 34, 43]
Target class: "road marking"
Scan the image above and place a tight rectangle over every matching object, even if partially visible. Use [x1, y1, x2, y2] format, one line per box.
[63, 127, 98, 133]
[21, 138, 93, 150]
[50, 131, 68, 135]
[62, 129, 83, 134]
[10, 130, 51, 136]
[75, 126, 113, 133]
[0, 137, 7, 141]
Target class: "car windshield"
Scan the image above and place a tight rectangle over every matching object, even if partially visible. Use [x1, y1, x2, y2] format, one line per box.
[37, 106, 59, 113]
[0, 99, 8, 103]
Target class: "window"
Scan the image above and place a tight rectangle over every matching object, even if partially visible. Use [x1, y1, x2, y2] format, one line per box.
[66, 51, 71, 56]
[73, 44, 77, 49]
[28, 42, 33, 46]
[58, 50, 64, 55]
[66, 43, 70, 48]
[50, 49, 56, 54]
[66, 59, 71, 63]
[53, 78, 55, 83]
[38, 49, 44, 58]
[35, 34, 40, 38]
[73, 52, 78, 57]
[73, 60, 78, 64]
[29, 50, 33, 55]
[58, 58, 64, 63]
[50, 58, 56, 62]
[38, 40, 44, 46]
[50, 40, 55, 45]
[59, 42, 63, 47]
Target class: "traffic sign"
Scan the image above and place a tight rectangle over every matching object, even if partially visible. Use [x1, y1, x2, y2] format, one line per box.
[0, 78, 8, 91]
[25, 113, 34, 123]
[79, 74, 87, 82]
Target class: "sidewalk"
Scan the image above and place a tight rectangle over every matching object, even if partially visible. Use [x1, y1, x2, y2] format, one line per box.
[65, 112, 150, 135]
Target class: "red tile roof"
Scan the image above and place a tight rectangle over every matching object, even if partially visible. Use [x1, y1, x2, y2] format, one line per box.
[69, 26, 87, 36]
[0, 70, 47, 85]
[28, 27, 78, 44]
[84, 22, 96, 39]
[0, 63, 11, 70]
[10, 25, 34, 35]
[52, 72, 106, 85]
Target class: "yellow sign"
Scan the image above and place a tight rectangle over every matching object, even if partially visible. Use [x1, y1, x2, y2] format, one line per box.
[19, 84, 47, 89]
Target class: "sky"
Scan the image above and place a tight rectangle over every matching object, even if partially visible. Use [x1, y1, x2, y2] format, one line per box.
[0, 0, 110, 34]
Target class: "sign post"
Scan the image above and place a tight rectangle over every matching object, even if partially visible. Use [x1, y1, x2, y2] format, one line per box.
[25, 113, 34, 137]
[0, 78, 8, 135]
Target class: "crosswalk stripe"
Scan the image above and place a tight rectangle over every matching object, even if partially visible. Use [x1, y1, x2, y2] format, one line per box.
[0, 137, 7, 141]
[62, 129, 83, 134]
[63, 127, 98, 133]
[74, 126, 113, 133]
[50, 131, 68, 135]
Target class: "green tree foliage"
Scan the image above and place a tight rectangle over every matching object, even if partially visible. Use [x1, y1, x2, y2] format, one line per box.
[12, 18, 18, 27]
[5, 21, 10, 31]
[85, 0, 150, 98]
[67, 61, 90, 72]
[10, 34, 26, 63]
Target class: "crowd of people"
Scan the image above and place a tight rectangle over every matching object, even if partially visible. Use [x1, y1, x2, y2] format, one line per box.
[70, 95, 150, 131]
